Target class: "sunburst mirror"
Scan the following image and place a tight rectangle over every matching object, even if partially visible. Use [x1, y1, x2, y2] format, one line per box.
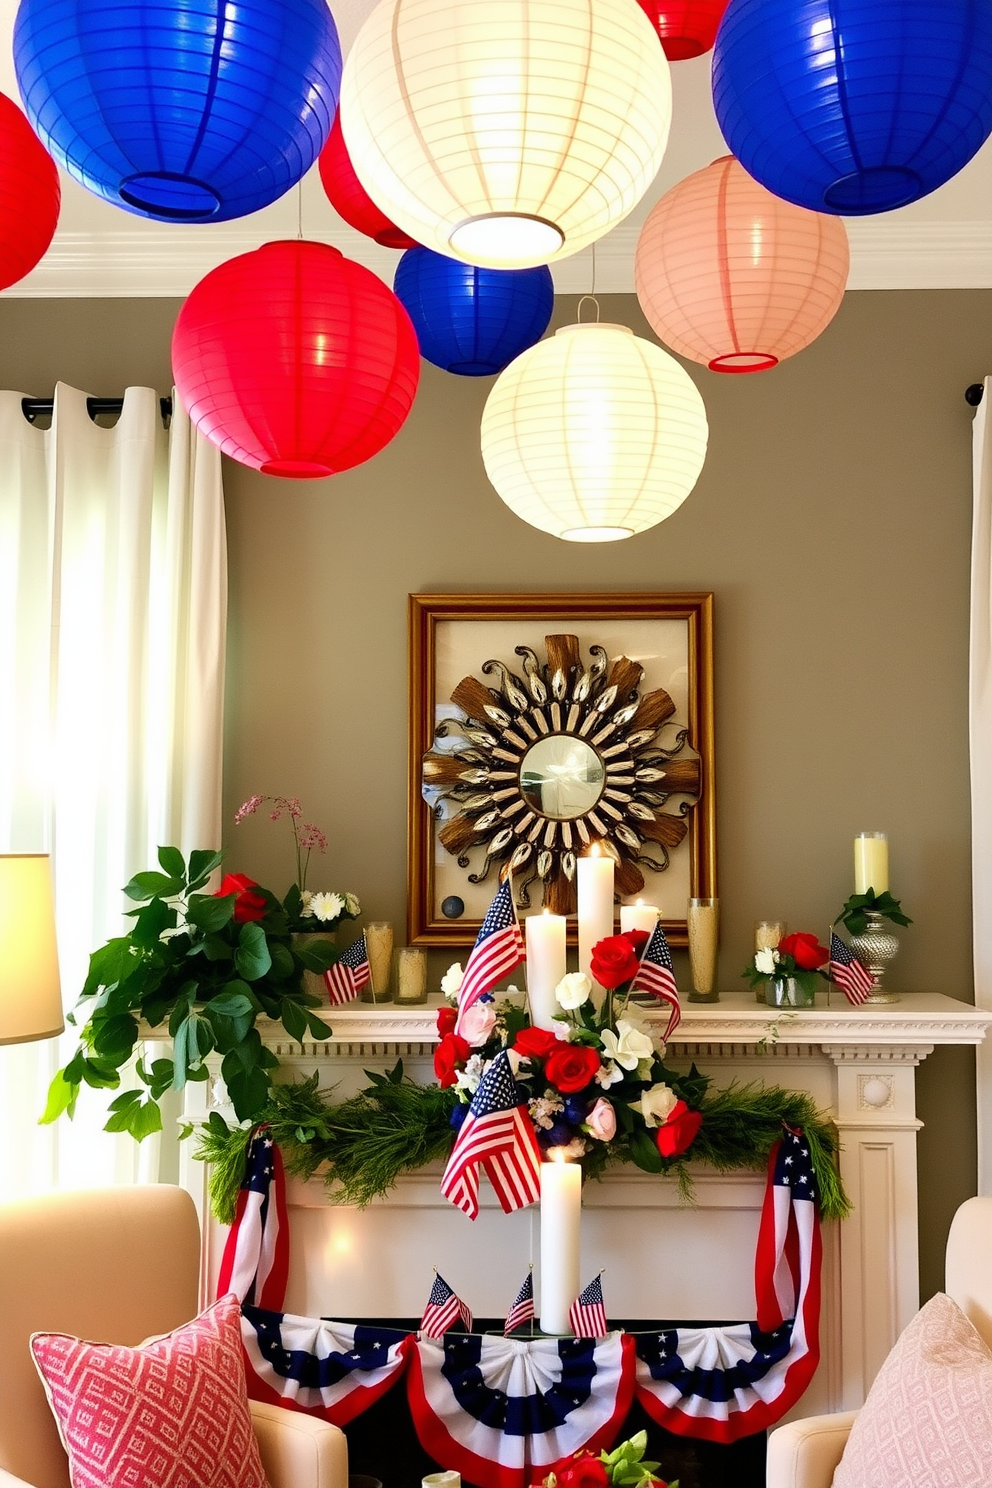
[409, 595, 715, 946]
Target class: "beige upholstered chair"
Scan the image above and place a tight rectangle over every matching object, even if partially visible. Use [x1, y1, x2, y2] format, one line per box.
[0, 1185, 347, 1488]
[766, 1195, 992, 1488]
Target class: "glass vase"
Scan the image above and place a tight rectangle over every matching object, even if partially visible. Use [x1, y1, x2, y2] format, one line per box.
[764, 976, 815, 1009]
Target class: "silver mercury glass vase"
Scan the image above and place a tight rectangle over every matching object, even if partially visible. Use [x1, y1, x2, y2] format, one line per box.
[849, 911, 900, 1004]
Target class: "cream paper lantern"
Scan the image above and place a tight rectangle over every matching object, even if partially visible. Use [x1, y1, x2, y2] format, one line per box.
[481, 322, 708, 540]
[339, 0, 673, 270]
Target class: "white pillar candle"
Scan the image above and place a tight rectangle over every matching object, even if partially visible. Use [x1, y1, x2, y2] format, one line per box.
[619, 899, 659, 937]
[539, 1157, 582, 1335]
[526, 910, 567, 1030]
[577, 848, 615, 1003]
[854, 833, 888, 895]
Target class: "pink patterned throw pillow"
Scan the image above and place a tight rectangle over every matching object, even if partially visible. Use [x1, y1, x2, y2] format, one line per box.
[833, 1291, 992, 1488]
[30, 1292, 268, 1488]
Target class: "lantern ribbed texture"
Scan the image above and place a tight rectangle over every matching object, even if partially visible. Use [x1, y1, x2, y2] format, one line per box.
[172, 241, 420, 479]
[635, 156, 849, 373]
[0, 91, 59, 289]
[319, 113, 416, 249]
[712, 0, 992, 215]
[394, 248, 553, 376]
[480, 323, 708, 541]
[339, 0, 672, 270]
[636, 0, 728, 59]
[14, 0, 341, 222]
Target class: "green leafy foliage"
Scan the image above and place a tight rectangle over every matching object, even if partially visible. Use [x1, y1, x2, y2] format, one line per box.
[836, 891, 912, 936]
[41, 847, 336, 1139]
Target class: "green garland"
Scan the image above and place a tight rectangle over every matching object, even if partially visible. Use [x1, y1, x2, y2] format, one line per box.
[194, 1064, 851, 1226]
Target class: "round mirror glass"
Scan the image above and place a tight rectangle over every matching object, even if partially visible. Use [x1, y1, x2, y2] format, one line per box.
[519, 735, 605, 820]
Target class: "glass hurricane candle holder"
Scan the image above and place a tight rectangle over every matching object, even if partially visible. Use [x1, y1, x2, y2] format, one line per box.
[362, 921, 394, 1003]
[687, 896, 719, 1003]
[754, 920, 786, 1003]
[394, 946, 427, 1005]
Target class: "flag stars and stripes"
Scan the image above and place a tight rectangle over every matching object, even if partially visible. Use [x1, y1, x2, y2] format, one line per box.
[631, 922, 681, 1039]
[454, 878, 526, 1036]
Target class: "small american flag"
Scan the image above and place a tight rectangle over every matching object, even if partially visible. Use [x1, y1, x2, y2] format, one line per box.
[324, 933, 370, 1005]
[421, 1272, 472, 1339]
[828, 931, 874, 1006]
[631, 921, 681, 1039]
[569, 1273, 608, 1339]
[440, 1050, 542, 1221]
[215, 1127, 288, 1310]
[455, 878, 525, 1036]
[504, 1269, 535, 1336]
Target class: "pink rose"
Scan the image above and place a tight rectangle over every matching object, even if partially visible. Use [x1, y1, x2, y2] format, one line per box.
[459, 1001, 498, 1048]
[585, 1097, 617, 1142]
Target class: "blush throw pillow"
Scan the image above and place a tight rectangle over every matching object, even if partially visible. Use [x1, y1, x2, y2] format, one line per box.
[833, 1291, 992, 1488]
[30, 1292, 268, 1488]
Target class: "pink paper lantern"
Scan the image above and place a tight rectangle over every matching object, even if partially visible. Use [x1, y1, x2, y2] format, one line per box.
[172, 240, 420, 478]
[636, 0, 728, 59]
[635, 155, 849, 373]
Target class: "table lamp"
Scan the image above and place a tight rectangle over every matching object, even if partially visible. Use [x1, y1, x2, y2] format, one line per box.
[0, 854, 64, 1045]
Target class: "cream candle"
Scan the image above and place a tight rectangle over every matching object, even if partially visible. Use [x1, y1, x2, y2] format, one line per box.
[619, 899, 659, 937]
[526, 910, 567, 1030]
[854, 833, 888, 895]
[577, 847, 614, 1002]
[539, 1155, 582, 1335]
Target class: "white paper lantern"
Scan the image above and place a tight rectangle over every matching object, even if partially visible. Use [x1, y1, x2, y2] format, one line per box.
[481, 322, 708, 541]
[339, 0, 672, 270]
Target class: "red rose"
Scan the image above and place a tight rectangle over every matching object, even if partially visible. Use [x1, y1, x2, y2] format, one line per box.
[215, 872, 267, 924]
[656, 1099, 702, 1158]
[779, 931, 829, 970]
[623, 928, 650, 952]
[590, 933, 641, 989]
[554, 1453, 609, 1488]
[514, 1026, 560, 1062]
[434, 1032, 470, 1087]
[544, 1043, 601, 1094]
[436, 1006, 458, 1038]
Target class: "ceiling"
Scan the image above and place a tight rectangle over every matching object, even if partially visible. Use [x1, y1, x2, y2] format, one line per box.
[3, 0, 992, 299]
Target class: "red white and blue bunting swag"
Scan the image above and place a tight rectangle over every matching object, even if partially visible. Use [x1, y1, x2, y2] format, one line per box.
[219, 1127, 822, 1487]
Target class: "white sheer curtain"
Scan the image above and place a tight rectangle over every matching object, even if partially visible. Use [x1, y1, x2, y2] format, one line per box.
[0, 383, 226, 1200]
[971, 377, 992, 1195]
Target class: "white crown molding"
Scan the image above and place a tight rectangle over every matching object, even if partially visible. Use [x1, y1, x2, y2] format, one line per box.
[6, 218, 992, 299]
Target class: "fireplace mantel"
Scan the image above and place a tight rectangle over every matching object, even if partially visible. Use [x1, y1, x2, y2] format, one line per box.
[182, 992, 989, 1421]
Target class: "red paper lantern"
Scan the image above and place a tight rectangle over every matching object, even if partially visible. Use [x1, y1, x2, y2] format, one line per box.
[635, 155, 849, 373]
[318, 113, 416, 249]
[636, 0, 729, 59]
[172, 241, 420, 478]
[0, 91, 59, 289]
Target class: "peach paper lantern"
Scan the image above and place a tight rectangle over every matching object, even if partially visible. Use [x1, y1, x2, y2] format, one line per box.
[635, 154, 849, 373]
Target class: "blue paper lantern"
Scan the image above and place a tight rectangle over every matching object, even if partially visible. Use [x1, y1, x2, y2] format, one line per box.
[393, 248, 554, 377]
[13, 0, 341, 222]
[712, 0, 992, 215]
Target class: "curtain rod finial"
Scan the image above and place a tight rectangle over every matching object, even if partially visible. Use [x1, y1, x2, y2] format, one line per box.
[966, 383, 985, 407]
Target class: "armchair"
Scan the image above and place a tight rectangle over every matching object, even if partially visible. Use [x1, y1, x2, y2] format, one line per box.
[0, 1186, 347, 1488]
[766, 1195, 992, 1488]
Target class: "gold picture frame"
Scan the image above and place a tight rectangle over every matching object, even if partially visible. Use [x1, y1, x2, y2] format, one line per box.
[408, 592, 715, 948]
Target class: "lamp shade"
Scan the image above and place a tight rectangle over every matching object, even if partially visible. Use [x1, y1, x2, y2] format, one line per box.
[318, 113, 416, 249]
[172, 241, 420, 478]
[480, 322, 708, 541]
[339, 0, 672, 269]
[712, 0, 992, 215]
[0, 92, 59, 289]
[635, 156, 849, 373]
[636, 0, 728, 59]
[394, 248, 554, 376]
[0, 854, 63, 1046]
[14, 0, 341, 222]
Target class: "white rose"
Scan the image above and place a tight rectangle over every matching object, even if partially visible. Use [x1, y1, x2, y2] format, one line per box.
[599, 1018, 655, 1070]
[631, 1082, 678, 1128]
[754, 947, 780, 975]
[555, 972, 593, 1009]
[441, 962, 464, 1000]
[344, 892, 361, 916]
[455, 1054, 485, 1096]
[309, 891, 345, 923]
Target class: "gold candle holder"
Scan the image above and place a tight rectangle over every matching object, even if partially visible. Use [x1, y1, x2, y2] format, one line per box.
[395, 946, 427, 1005]
[362, 921, 394, 1003]
[687, 897, 719, 1003]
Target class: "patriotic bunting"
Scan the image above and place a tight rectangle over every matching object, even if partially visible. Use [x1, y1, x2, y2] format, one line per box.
[240, 1307, 412, 1424]
[216, 1127, 289, 1311]
[440, 1051, 542, 1220]
[455, 879, 525, 1037]
[631, 922, 681, 1039]
[827, 931, 874, 1005]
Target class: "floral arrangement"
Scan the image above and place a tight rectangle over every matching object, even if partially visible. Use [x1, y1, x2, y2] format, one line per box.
[435, 931, 701, 1176]
[538, 1432, 673, 1488]
[742, 930, 830, 1002]
[41, 847, 340, 1142]
[235, 794, 360, 933]
[835, 890, 912, 937]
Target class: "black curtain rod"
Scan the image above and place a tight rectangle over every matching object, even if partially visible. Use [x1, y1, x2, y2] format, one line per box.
[21, 395, 173, 422]
[966, 383, 985, 406]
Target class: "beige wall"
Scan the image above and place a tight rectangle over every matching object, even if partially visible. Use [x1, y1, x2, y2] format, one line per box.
[0, 288, 985, 1299]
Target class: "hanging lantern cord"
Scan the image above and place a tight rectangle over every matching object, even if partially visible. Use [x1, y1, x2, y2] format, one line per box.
[297, 181, 304, 240]
[576, 295, 601, 324]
